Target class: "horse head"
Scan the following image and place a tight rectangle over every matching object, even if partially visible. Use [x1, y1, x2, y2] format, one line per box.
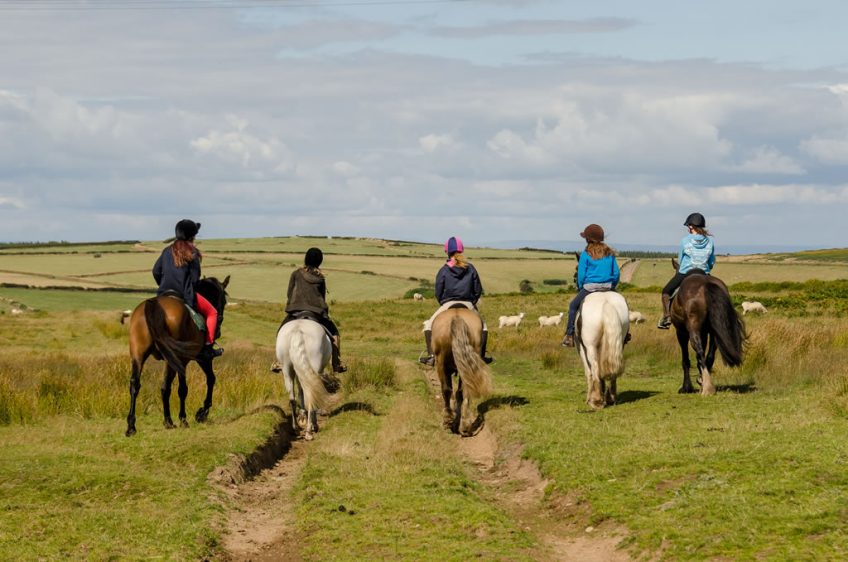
[197, 275, 230, 338]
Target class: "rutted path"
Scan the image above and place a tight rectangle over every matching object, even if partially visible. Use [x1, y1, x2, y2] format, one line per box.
[619, 259, 640, 283]
[422, 368, 632, 561]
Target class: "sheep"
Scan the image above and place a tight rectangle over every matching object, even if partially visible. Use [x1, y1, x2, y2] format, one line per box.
[498, 312, 525, 328]
[538, 312, 564, 327]
[120, 309, 132, 324]
[628, 311, 646, 324]
[413, 293, 424, 301]
[741, 301, 767, 315]
[10, 308, 22, 315]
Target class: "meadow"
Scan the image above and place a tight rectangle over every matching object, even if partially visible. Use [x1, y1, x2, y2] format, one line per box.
[1, 237, 848, 560]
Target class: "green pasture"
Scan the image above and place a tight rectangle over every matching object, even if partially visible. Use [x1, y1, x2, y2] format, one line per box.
[629, 258, 848, 288]
[2, 242, 848, 559]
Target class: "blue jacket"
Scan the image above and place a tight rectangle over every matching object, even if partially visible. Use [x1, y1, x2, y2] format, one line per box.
[678, 234, 715, 274]
[577, 252, 620, 289]
[435, 262, 483, 305]
[152, 246, 201, 306]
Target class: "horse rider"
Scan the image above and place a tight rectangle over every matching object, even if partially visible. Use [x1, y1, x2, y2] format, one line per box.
[657, 212, 716, 329]
[152, 219, 223, 360]
[419, 236, 493, 366]
[274, 247, 347, 374]
[562, 224, 626, 347]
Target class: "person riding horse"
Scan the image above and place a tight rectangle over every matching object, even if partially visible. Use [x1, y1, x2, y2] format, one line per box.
[657, 212, 716, 329]
[419, 236, 492, 366]
[152, 219, 223, 360]
[562, 224, 629, 347]
[273, 247, 347, 374]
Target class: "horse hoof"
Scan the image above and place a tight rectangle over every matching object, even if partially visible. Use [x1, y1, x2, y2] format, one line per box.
[180, 419, 189, 428]
[125, 428, 136, 437]
[164, 421, 176, 429]
[195, 408, 209, 423]
[678, 387, 696, 394]
[304, 432, 314, 441]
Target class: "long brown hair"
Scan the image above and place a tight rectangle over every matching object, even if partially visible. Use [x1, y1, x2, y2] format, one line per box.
[172, 240, 199, 268]
[585, 241, 615, 260]
[449, 252, 469, 269]
[690, 226, 711, 237]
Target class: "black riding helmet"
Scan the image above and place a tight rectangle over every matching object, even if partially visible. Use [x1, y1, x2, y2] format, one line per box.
[304, 247, 323, 268]
[175, 219, 201, 241]
[684, 212, 706, 228]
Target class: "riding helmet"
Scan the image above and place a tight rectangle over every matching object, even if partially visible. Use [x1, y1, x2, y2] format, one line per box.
[684, 212, 706, 228]
[580, 224, 605, 243]
[304, 247, 323, 268]
[445, 236, 464, 255]
[175, 219, 200, 241]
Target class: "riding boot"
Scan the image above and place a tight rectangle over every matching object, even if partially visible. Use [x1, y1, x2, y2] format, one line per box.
[480, 331, 493, 364]
[419, 330, 434, 366]
[200, 342, 223, 360]
[331, 335, 347, 373]
[561, 333, 575, 347]
[657, 294, 672, 329]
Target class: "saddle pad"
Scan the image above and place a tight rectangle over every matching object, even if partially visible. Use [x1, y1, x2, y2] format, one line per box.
[163, 294, 206, 332]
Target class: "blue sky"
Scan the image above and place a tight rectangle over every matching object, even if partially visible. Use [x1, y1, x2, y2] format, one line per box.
[1, 0, 848, 249]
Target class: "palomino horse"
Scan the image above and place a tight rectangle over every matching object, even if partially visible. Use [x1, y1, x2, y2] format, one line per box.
[125, 276, 229, 437]
[671, 271, 745, 395]
[575, 291, 629, 410]
[431, 308, 493, 436]
[275, 319, 338, 441]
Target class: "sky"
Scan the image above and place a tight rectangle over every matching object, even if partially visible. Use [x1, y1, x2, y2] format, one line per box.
[1, 0, 848, 250]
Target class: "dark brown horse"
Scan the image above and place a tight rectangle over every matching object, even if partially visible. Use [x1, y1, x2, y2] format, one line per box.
[431, 307, 493, 436]
[125, 276, 229, 436]
[670, 267, 745, 395]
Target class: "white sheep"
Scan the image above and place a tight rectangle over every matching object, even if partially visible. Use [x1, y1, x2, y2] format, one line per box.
[10, 308, 22, 316]
[628, 311, 646, 324]
[741, 301, 767, 315]
[538, 312, 564, 327]
[498, 312, 525, 328]
[413, 293, 424, 301]
[120, 309, 132, 324]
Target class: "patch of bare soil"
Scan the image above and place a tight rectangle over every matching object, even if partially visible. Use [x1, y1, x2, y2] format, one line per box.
[619, 260, 640, 283]
[211, 408, 305, 562]
[422, 366, 633, 561]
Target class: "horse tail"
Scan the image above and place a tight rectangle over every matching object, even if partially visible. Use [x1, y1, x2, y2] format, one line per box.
[705, 283, 746, 367]
[450, 316, 492, 401]
[598, 300, 625, 378]
[289, 326, 335, 411]
[143, 298, 195, 373]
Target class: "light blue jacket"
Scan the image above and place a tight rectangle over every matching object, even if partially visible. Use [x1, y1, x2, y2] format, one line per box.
[678, 234, 715, 274]
[577, 252, 620, 289]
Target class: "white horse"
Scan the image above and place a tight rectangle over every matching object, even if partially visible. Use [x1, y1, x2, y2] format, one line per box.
[575, 292, 629, 410]
[275, 320, 337, 440]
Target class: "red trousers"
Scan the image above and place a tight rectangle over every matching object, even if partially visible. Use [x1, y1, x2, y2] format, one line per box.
[195, 294, 217, 344]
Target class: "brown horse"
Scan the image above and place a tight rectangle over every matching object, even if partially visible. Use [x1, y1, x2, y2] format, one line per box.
[125, 276, 229, 436]
[431, 307, 493, 436]
[670, 269, 745, 395]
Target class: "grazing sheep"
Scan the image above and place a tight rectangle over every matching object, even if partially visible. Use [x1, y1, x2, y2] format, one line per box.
[10, 308, 22, 315]
[413, 293, 424, 301]
[498, 312, 525, 328]
[741, 301, 767, 315]
[628, 311, 646, 324]
[538, 312, 564, 327]
[120, 309, 132, 324]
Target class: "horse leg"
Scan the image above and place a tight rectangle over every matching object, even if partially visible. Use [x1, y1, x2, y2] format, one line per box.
[604, 378, 617, 406]
[126, 357, 143, 437]
[692, 329, 715, 396]
[194, 358, 216, 423]
[582, 346, 604, 410]
[437, 360, 453, 429]
[161, 365, 177, 429]
[177, 369, 189, 428]
[677, 327, 695, 394]
[705, 332, 718, 372]
[452, 377, 464, 435]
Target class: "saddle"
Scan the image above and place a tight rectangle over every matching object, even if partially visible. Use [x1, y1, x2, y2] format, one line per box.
[279, 311, 334, 338]
[161, 291, 206, 332]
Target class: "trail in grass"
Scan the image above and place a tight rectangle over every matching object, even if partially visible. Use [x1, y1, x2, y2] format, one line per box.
[422, 367, 632, 561]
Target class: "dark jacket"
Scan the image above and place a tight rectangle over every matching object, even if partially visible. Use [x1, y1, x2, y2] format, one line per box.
[285, 267, 329, 316]
[153, 246, 201, 306]
[435, 262, 483, 305]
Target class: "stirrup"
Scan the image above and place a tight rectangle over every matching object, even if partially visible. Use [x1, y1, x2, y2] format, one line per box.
[270, 360, 283, 373]
[482, 355, 493, 364]
[561, 334, 575, 347]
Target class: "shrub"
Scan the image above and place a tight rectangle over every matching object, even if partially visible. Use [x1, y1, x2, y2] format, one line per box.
[519, 280, 534, 294]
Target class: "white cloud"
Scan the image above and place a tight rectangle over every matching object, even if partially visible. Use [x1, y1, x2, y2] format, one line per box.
[419, 133, 459, 153]
[728, 146, 805, 175]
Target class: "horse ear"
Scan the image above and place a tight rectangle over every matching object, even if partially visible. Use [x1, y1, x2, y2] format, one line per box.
[222, 275, 230, 288]
[671, 257, 679, 270]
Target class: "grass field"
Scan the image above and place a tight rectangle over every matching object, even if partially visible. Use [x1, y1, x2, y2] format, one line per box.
[2, 238, 848, 560]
